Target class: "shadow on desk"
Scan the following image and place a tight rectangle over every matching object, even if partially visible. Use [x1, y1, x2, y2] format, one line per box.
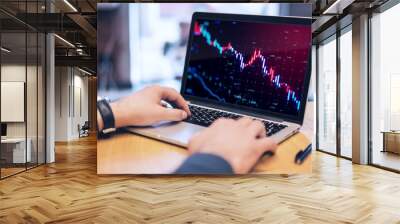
[97, 130, 312, 175]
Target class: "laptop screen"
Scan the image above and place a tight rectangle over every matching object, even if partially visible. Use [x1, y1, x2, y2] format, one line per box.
[181, 13, 312, 123]
[1, 123, 7, 137]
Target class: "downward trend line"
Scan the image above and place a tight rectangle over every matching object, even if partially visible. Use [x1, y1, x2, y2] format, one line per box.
[188, 67, 224, 102]
[194, 21, 301, 111]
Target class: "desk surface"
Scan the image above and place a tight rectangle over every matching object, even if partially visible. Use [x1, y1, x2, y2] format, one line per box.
[97, 132, 312, 174]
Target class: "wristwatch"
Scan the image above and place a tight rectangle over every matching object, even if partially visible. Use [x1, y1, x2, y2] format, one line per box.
[97, 98, 116, 134]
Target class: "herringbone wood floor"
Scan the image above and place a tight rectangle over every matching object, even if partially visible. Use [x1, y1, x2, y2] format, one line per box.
[1, 135, 400, 224]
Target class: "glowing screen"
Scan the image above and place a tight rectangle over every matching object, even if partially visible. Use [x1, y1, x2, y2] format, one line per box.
[183, 18, 311, 116]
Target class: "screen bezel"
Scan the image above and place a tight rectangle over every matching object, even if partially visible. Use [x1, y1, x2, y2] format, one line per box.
[1, 123, 7, 137]
[180, 12, 312, 125]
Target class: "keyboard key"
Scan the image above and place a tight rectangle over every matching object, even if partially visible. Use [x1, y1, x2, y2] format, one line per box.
[184, 105, 287, 136]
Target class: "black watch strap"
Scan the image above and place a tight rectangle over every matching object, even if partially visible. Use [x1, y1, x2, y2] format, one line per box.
[97, 99, 116, 134]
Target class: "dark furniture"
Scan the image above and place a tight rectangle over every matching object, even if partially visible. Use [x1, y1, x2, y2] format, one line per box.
[78, 121, 90, 138]
[382, 131, 400, 154]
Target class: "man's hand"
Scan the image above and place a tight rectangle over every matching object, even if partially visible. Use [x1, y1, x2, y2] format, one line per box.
[107, 85, 191, 128]
[187, 118, 277, 174]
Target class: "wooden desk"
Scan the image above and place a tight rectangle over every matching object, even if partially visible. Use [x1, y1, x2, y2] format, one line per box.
[97, 132, 312, 174]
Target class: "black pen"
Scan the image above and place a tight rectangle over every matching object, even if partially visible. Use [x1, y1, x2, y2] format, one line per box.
[295, 144, 312, 164]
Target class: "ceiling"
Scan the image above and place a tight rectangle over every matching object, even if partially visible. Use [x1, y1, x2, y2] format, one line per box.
[0, 0, 392, 75]
[0, 0, 97, 74]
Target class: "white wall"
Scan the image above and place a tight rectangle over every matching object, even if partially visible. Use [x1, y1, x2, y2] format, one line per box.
[1, 82, 25, 122]
[1, 65, 26, 139]
[0, 65, 38, 138]
[1, 64, 46, 164]
[54, 67, 89, 141]
[72, 73, 89, 137]
[55, 67, 69, 141]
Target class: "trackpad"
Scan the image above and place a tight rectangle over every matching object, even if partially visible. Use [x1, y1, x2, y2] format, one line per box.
[127, 121, 205, 147]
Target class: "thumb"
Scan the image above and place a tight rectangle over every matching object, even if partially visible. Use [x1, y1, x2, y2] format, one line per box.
[160, 108, 188, 121]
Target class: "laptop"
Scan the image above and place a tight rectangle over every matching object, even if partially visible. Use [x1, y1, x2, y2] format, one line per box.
[1, 123, 7, 140]
[127, 12, 312, 147]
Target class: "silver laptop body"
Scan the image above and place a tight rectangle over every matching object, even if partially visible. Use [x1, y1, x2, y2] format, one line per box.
[126, 12, 312, 147]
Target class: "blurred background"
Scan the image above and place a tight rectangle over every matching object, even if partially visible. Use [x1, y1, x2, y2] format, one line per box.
[97, 3, 312, 100]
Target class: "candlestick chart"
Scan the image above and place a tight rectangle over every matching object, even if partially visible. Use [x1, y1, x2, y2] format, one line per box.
[184, 19, 311, 116]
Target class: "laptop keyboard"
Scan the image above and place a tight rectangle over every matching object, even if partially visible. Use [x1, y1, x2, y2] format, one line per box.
[184, 104, 287, 136]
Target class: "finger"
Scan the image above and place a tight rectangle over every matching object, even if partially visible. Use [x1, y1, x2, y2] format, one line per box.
[237, 117, 253, 126]
[159, 87, 191, 115]
[248, 120, 266, 137]
[158, 107, 188, 122]
[254, 138, 278, 154]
